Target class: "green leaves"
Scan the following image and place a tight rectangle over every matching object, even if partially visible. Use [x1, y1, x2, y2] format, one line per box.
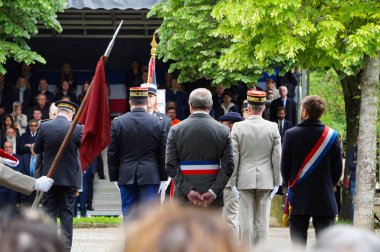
[0, 0, 65, 74]
[149, 0, 380, 86]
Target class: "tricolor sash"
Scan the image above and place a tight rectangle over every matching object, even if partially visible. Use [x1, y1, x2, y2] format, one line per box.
[169, 160, 221, 202]
[283, 126, 338, 226]
[180, 160, 221, 175]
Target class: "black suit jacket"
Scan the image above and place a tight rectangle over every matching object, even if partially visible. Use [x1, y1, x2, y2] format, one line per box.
[277, 119, 293, 142]
[13, 88, 35, 113]
[281, 119, 342, 216]
[270, 98, 297, 126]
[108, 108, 167, 185]
[33, 115, 82, 187]
[18, 131, 37, 154]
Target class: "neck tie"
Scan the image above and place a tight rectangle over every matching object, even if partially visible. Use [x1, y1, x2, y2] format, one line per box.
[30, 155, 35, 177]
[279, 121, 283, 134]
[283, 99, 286, 108]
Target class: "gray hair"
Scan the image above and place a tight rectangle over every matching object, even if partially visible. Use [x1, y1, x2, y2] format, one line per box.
[314, 225, 380, 252]
[57, 107, 73, 116]
[189, 88, 213, 110]
[248, 104, 265, 113]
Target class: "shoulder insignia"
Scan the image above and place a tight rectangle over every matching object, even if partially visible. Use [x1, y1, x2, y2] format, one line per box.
[159, 116, 163, 120]
[113, 116, 119, 121]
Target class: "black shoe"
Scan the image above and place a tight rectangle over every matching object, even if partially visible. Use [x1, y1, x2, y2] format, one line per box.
[99, 176, 106, 180]
[87, 205, 94, 211]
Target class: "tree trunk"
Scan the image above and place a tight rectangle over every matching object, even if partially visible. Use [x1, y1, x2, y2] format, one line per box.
[340, 74, 361, 220]
[353, 53, 380, 229]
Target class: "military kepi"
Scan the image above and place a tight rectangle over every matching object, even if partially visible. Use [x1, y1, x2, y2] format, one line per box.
[247, 90, 266, 105]
[140, 83, 157, 95]
[55, 100, 79, 113]
[130, 87, 148, 100]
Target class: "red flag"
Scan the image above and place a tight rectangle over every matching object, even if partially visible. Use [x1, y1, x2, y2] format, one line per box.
[79, 56, 111, 171]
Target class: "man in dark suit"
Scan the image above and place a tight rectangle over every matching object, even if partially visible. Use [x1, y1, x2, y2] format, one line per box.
[33, 100, 82, 251]
[166, 88, 234, 208]
[108, 87, 167, 220]
[281, 96, 342, 246]
[270, 86, 297, 126]
[18, 119, 38, 155]
[276, 106, 293, 143]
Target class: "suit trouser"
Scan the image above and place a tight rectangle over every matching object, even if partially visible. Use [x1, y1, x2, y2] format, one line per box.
[222, 187, 239, 242]
[239, 189, 271, 247]
[119, 184, 159, 221]
[289, 215, 335, 246]
[42, 185, 77, 252]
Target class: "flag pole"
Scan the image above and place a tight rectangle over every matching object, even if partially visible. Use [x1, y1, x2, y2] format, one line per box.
[32, 20, 124, 208]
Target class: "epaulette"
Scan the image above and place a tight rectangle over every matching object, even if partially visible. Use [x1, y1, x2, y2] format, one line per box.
[113, 116, 119, 121]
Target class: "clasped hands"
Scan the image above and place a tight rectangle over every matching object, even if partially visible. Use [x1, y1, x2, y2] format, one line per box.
[187, 190, 215, 207]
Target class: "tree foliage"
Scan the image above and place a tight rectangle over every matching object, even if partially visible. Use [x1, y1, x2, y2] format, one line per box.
[149, 0, 380, 86]
[0, 0, 66, 73]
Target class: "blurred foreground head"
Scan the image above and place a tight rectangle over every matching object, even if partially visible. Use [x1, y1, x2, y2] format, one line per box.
[124, 204, 239, 252]
[314, 225, 380, 252]
[0, 207, 65, 252]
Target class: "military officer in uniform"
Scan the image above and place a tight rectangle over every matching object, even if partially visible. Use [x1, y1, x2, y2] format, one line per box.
[108, 87, 167, 220]
[230, 90, 282, 247]
[140, 83, 171, 136]
[165, 88, 234, 208]
[33, 100, 82, 251]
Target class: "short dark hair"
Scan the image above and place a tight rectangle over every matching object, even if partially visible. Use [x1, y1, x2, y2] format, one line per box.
[277, 106, 286, 113]
[130, 99, 147, 106]
[302, 95, 325, 119]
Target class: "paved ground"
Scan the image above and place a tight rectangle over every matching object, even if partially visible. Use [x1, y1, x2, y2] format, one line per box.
[71, 227, 316, 252]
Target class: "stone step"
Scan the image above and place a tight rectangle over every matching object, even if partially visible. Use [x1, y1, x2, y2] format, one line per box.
[92, 203, 121, 211]
[93, 193, 121, 202]
[87, 210, 122, 217]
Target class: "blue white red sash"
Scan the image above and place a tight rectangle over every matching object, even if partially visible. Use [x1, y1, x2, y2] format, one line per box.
[283, 126, 338, 226]
[180, 160, 220, 175]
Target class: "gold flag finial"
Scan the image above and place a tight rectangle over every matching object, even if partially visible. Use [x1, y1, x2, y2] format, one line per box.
[150, 33, 157, 57]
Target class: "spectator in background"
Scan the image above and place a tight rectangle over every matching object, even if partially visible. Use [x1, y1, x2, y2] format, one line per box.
[0, 73, 13, 119]
[78, 80, 90, 105]
[10, 102, 27, 136]
[1, 115, 19, 140]
[242, 100, 249, 119]
[55, 80, 78, 104]
[266, 78, 280, 100]
[166, 78, 189, 120]
[18, 119, 38, 155]
[212, 84, 225, 112]
[59, 63, 76, 92]
[20, 63, 39, 93]
[166, 107, 181, 127]
[37, 78, 55, 103]
[13, 77, 34, 113]
[125, 60, 142, 88]
[161, 71, 172, 90]
[270, 86, 297, 126]
[4, 128, 20, 154]
[31, 108, 42, 127]
[276, 106, 293, 143]
[29, 93, 50, 120]
[276, 71, 298, 100]
[215, 91, 238, 120]
[0, 141, 23, 208]
[19, 120, 39, 205]
[141, 70, 148, 84]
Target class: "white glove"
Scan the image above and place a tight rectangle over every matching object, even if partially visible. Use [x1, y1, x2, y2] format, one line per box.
[270, 186, 279, 199]
[3, 158, 19, 167]
[34, 176, 54, 192]
[232, 186, 240, 198]
[158, 180, 168, 194]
